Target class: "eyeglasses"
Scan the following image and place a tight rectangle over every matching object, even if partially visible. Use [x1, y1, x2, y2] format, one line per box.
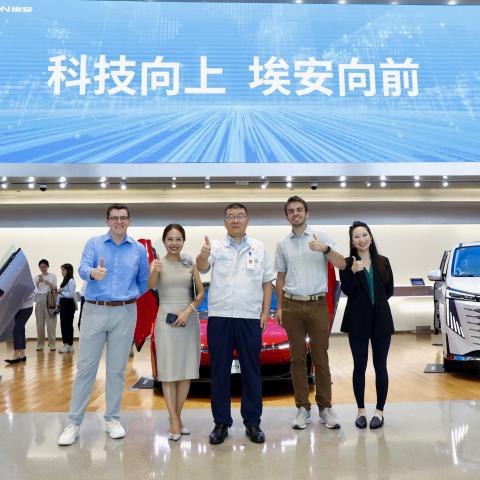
[108, 216, 130, 222]
[224, 215, 248, 222]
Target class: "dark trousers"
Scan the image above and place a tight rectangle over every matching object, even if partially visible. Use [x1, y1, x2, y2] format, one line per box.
[207, 316, 262, 428]
[60, 298, 76, 346]
[348, 334, 391, 411]
[13, 307, 33, 350]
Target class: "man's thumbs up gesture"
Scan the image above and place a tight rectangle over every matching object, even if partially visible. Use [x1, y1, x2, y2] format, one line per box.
[200, 236, 211, 259]
[308, 233, 328, 253]
[91, 258, 108, 281]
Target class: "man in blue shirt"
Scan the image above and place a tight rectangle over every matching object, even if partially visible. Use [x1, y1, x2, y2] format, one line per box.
[58, 204, 149, 446]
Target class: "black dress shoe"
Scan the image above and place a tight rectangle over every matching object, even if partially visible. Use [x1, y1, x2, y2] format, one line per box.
[355, 415, 367, 429]
[209, 424, 228, 445]
[245, 425, 265, 444]
[5, 357, 25, 364]
[369, 416, 384, 430]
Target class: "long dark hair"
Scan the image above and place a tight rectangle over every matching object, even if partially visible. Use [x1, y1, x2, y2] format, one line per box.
[60, 263, 74, 289]
[348, 221, 387, 282]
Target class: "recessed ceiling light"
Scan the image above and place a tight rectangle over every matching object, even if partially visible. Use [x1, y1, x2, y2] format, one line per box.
[100, 182, 107, 189]
[59, 182, 67, 189]
[1, 182, 8, 189]
[340, 181, 347, 188]
[120, 183, 127, 190]
[28, 182, 35, 189]
[171, 182, 177, 189]
[286, 181, 293, 188]
[261, 182, 268, 189]
[205, 181, 211, 189]
[414, 181, 421, 188]
[443, 181, 449, 187]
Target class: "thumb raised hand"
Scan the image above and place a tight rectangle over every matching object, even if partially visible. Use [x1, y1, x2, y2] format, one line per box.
[313, 233, 318, 241]
[155, 253, 160, 260]
[98, 258, 105, 268]
[205, 236, 210, 246]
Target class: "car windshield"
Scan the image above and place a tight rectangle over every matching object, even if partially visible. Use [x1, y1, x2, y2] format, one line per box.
[451, 246, 480, 277]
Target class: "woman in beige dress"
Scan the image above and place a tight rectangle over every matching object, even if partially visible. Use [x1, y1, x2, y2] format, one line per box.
[148, 224, 204, 441]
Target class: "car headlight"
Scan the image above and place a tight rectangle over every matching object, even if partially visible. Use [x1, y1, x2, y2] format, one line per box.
[446, 288, 478, 302]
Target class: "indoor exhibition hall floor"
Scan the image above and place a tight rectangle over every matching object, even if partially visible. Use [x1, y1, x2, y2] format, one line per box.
[1, 334, 480, 479]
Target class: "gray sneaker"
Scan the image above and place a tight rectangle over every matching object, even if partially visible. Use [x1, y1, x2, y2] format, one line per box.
[318, 407, 341, 429]
[292, 407, 311, 430]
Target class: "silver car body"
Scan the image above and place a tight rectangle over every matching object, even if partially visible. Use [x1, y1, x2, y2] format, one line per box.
[0, 248, 35, 342]
[429, 242, 480, 369]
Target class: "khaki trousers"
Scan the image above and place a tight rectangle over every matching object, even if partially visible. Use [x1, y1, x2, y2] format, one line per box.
[35, 294, 57, 347]
[282, 296, 332, 410]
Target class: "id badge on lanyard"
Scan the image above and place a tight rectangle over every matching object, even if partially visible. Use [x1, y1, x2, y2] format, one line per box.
[246, 251, 255, 270]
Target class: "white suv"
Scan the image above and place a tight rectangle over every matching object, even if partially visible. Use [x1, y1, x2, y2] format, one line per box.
[428, 242, 480, 372]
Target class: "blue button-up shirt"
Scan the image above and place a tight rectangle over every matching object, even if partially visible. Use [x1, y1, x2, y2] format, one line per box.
[79, 232, 149, 302]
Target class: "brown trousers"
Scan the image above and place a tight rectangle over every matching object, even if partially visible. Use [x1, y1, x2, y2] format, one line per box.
[282, 296, 332, 410]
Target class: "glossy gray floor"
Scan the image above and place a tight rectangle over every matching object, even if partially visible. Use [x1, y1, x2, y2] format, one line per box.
[1, 401, 479, 480]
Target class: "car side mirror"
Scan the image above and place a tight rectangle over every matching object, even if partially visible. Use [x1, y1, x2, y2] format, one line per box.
[428, 269, 443, 281]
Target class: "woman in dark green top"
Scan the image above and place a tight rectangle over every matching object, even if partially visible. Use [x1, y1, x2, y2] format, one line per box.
[339, 221, 394, 430]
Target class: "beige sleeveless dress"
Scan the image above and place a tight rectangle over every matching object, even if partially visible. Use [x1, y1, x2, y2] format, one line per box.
[154, 256, 200, 381]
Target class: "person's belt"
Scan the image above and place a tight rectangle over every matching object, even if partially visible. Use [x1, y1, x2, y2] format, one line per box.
[87, 299, 136, 307]
[284, 292, 326, 301]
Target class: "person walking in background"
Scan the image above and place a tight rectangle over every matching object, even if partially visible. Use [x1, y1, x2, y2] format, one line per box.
[56, 263, 77, 354]
[275, 196, 346, 431]
[196, 203, 275, 445]
[4, 288, 36, 364]
[149, 224, 204, 441]
[58, 203, 149, 446]
[33, 259, 57, 351]
[339, 221, 394, 430]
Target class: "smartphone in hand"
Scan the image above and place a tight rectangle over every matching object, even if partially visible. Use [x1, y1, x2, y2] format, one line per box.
[166, 313, 178, 324]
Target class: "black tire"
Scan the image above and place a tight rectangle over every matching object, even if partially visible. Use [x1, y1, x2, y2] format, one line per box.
[443, 358, 461, 373]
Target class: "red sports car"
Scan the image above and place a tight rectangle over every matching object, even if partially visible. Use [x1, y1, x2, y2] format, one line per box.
[149, 262, 340, 382]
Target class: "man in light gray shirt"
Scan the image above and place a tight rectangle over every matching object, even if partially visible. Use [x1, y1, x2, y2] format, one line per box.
[275, 196, 346, 430]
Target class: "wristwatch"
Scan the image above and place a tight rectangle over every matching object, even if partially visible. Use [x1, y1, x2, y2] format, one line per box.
[323, 245, 331, 254]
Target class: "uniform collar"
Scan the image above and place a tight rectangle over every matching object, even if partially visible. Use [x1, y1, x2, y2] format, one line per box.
[223, 234, 249, 248]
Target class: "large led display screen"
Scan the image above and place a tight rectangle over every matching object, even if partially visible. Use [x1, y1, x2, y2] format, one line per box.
[0, 1, 479, 173]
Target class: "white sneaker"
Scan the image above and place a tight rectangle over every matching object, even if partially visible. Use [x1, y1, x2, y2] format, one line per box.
[36, 345, 44, 351]
[59, 344, 69, 353]
[105, 419, 126, 439]
[68, 345, 75, 353]
[49, 345, 56, 352]
[58, 424, 80, 446]
[319, 407, 341, 429]
[292, 407, 311, 429]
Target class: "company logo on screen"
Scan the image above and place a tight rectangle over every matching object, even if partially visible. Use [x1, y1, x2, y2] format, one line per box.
[0, 5, 32, 13]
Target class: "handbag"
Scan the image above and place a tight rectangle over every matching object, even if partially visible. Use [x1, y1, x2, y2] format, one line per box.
[46, 290, 58, 310]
